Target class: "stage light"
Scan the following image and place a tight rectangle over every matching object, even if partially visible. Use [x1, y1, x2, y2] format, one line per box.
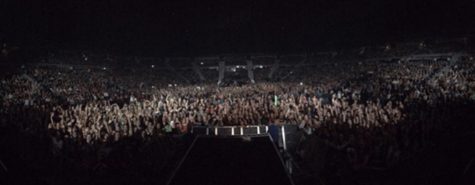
[299, 82, 303, 86]
[200, 62, 204, 65]
[385, 45, 391, 50]
[151, 65, 155, 68]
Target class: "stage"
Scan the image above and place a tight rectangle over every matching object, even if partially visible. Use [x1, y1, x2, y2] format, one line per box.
[167, 135, 294, 185]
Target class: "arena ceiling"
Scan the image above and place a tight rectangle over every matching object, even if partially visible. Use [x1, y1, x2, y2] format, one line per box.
[1, 0, 474, 56]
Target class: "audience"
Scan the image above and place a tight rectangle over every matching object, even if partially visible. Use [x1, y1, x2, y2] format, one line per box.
[1, 49, 474, 172]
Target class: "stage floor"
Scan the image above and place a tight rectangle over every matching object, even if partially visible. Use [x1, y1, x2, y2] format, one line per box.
[167, 136, 294, 185]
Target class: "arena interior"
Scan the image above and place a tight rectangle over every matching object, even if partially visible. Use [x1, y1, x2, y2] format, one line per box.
[1, 1, 475, 185]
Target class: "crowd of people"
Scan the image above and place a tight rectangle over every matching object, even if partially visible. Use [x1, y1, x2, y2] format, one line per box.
[1, 51, 474, 171]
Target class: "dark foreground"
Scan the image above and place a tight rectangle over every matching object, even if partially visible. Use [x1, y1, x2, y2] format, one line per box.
[168, 136, 293, 185]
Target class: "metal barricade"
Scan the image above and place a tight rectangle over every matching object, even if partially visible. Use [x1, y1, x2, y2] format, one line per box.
[192, 125, 269, 136]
